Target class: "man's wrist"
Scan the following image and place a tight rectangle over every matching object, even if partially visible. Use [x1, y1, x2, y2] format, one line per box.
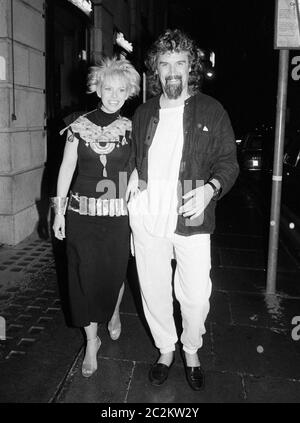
[206, 179, 222, 200]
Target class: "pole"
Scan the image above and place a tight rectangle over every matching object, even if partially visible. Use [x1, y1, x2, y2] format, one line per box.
[142, 72, 146, 103]
[266, 49, 289, 294]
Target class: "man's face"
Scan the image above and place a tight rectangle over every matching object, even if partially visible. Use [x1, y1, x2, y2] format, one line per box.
[157, 51, 190, 99]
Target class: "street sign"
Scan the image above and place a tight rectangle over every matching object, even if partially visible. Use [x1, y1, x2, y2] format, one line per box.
[275, 0, 300, 49]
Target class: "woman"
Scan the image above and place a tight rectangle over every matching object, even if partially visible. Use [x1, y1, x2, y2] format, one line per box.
[52, 58, 140, 377]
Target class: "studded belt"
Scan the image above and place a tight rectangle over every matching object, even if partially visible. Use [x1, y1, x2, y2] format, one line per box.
[68, 192, 128, 216]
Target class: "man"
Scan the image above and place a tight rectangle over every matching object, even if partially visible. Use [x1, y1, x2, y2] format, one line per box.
[126, 29, 239, 390]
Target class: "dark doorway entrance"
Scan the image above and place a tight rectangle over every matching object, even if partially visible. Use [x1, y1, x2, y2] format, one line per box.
[44, 0, 91, 207]
[46, 0, 91, 120]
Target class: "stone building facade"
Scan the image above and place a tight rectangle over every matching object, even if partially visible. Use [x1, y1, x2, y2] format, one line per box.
[0, 0, 46, 245]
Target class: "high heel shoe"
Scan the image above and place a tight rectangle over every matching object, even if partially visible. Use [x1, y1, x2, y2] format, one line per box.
[107, 318, 121, 341]
[82, 336, 101, 378]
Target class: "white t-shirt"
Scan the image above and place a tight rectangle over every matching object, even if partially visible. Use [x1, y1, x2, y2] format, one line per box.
[143, 104, 184, 237]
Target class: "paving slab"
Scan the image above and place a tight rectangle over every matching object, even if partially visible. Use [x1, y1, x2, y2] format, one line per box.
[55, 355, 134, 403]
[211, 267, 267, 293]
[206, 291, 232, 325]
[0, 312, 82, 403]
[229, 291, 300, 330]
[212, 323, 300, 380]
[244, 375, 300, 403]
[127, 362, 245, 403]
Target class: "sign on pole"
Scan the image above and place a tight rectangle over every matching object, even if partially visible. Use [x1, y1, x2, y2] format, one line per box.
[275, 0, 300, 49]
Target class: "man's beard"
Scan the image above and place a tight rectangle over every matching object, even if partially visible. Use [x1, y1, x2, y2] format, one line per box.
[163, 75, 183, 99]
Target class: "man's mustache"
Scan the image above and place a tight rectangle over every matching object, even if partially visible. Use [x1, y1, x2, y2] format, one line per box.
[165, 75, 182, 82]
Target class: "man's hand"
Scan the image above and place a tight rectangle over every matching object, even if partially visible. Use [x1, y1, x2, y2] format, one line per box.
[126, 168, 140, 202]
[178, 184, 214, 220]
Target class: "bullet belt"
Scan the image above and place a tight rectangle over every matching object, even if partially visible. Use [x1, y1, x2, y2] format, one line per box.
[68, 192, 128, 216]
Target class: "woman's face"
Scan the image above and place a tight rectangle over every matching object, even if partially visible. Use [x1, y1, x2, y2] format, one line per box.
[97, 75, 129, 114]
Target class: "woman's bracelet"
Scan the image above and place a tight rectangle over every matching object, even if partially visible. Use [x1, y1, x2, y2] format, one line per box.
[50, 197, 69, 215]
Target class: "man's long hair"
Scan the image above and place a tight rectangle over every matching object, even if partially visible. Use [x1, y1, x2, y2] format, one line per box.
[145, 29, 205, 97]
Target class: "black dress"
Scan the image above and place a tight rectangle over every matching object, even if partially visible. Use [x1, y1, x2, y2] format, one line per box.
[64, 108, 132, 327]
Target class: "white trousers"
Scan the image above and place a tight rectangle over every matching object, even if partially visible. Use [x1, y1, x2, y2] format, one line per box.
[129, 206, 212, 355]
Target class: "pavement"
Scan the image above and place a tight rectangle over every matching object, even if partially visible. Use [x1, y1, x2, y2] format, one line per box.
[0, 176, 300, 404]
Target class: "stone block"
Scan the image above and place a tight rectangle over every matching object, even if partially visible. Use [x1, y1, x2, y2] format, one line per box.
[0, 0, 9, 37]
[29, 51, 45, 89]
[14, 44, 29, 86]
[11, 89, 27, 128]
[11, 132, 32, 171]
[30, 131, 46, 166]
[14, 204, 39, 244]
[0, 215, 14, 245]
[27, 91, 45, 127]
[24, 0, 44, 13]
[0, 204, 39, 245]
[0, 87, 10, 128]
[13, 0, 44, 52]
[0, 40, 9, 82]
[0, 133, 12, 173]
[13, 89, 45, 129]
[0, 131, 45, 175]
[13, 166, 44, 212]
[0, 166, 44, 214]
[0, 176, 12, 214]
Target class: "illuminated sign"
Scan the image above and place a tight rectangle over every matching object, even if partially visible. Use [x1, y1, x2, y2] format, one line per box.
[67, 0, 92, 16]
[116, 32, 133, 53]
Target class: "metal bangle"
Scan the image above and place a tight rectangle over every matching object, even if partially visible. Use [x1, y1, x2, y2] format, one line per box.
[50, 197, 69, 215]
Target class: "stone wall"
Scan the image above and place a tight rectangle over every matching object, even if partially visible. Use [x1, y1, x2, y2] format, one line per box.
[0, 0, 46, 245]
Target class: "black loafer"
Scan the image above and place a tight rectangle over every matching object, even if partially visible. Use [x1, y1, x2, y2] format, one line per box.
[185, 365, 205, 391]
[149, 359, 174, 386]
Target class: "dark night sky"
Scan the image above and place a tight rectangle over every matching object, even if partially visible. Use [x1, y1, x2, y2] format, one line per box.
[166, 0, 299, 136]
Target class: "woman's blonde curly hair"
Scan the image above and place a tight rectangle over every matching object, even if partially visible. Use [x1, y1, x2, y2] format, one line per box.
[87, 57, 140, 98]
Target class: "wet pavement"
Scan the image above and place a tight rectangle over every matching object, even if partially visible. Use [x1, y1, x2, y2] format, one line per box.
[0, 177, 300, 404]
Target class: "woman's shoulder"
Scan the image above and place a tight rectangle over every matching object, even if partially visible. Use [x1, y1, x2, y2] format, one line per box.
[63, 110, 86, 127]
[59, 110, 97, 137]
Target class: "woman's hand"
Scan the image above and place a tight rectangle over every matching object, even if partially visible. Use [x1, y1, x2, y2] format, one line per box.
[126, 168, 140, 202]
[52, 215, 66, 240]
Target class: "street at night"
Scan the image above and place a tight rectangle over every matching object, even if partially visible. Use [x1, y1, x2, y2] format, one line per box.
[0, 0, 300, 409]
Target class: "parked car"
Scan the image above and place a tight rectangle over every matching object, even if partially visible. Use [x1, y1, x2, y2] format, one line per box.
[238, 131, 273, 171]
